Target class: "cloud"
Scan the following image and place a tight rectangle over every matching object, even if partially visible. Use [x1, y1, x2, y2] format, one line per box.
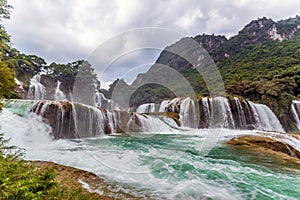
[3, 0, 300, 82]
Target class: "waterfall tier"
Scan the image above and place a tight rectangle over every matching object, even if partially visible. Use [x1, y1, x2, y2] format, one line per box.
[291, 100, 300, 130]
[135, 103, 157, 113]
[28, 74, 46, 100]
[2, 99, 178, 139]
[54, 80, 67, 101]
[156, 96, 285, 132]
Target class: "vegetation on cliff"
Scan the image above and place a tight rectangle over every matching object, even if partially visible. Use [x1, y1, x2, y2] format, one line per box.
[127, 17, 300, 130]
[0, 1, 99, 99]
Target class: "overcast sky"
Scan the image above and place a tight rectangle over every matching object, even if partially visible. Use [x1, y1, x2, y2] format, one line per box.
[4, 0, 300, 86]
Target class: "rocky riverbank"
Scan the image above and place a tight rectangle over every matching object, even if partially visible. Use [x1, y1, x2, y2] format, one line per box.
[30, 161, 142, 200]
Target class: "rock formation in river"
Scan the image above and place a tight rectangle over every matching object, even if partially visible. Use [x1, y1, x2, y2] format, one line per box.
[227, 135, 300, 160]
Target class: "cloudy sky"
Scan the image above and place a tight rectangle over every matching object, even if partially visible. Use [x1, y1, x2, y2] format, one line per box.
[4, 0, 300, 86]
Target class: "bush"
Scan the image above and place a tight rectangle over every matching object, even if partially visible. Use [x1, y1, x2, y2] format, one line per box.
[0, 133, 97, 200]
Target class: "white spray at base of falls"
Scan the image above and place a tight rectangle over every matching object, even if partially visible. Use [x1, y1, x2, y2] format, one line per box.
[54, 80, 67, 101]
[28, 74, 46, 100]
[0, 109, 53, 153]
[136, 103, 156, 113]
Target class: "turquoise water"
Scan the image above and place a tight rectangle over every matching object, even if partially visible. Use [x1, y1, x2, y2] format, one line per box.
[1, 99, 35, 117]
[77, 134, 300, 200]
[1, 109, 300, 199]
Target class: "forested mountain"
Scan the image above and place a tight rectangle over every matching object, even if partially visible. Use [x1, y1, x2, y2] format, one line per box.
[129, 16, 300, 114]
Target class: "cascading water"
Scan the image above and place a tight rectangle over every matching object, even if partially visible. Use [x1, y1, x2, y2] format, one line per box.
[136, 103, 156, 113]
[247, 101, 285, 132]
[54, 80, 67, 101]
[94, 92, 105, 107]
[1, 98, 300, 199]
[28, 74, 46, 100]
[201, 97, 211, 120]
[159, 100, 170, 112]
[158, 96, 285, 132]
[1, 108, 300, 199]
[208, 97, 235, 129]
[233, 97, 247, 129]
[30, 101, 110, 138]
[126, 113, 178, 132]
[1, 99, 178, 138]
[291, 100, 300, 130]
[94, 92, 111, 109]
[179, 97, 198, 128]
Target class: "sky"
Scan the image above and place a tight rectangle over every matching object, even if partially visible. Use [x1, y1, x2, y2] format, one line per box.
[3, 0, 300, 88]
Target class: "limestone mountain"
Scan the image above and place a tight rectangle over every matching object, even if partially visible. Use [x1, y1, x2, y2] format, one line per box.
[129, 15, 300, 106]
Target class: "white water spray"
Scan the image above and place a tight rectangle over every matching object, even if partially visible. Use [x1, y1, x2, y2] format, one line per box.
[28, 74, 46, 100]
[54, 80, 67, 101]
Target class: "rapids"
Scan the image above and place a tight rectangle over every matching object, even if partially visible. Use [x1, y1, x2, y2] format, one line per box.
[1, 107, 300, 199]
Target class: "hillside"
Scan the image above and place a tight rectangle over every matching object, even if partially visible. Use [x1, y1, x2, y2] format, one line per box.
[129, 17, 300, 101]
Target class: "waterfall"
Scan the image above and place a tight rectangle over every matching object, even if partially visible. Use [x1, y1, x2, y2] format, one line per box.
[2, 99, 178, 138]
[168, 97, 181, 112]
[157, 96, 285, 132]
[208, 97, 235, 129]
[94, 92, 105, 107]
[159, 100, 170, 112]
[106, 111, 116, 133]
[179, 97, 198, 128]
[136, 103, 156, 113]
[71, 103, 79, 138]
[54, 80, 67, 101]
[291, 100, 300, 130]
[126, 114, 178, 133]
[247, 101, 284, 132]
[202, 97, 211, 120]
[28, 74, 46, 100]
[2, 96, 286, 138]
[233, 97, 247, 129]
[94, 92, 111, 109]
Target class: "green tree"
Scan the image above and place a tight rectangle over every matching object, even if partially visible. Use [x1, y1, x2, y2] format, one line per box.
[0, 60, 15, 98]
[0, 0, 12, 21]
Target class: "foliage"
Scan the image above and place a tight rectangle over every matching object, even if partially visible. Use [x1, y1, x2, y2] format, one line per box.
[0, 133, 98, 200]
[0, 133, 55, 199]
[0, 61, 15, 98]
[0, 0, 12, 23]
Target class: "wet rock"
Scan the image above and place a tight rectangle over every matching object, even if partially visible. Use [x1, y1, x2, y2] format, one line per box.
[227, 135, 300, 159]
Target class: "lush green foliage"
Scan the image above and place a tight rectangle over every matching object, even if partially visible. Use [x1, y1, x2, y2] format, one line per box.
[0, 133, 56, 199]
[0, 133, 98, 200]
[221, 36, 300, 114]
[0, 61, 15, 98]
